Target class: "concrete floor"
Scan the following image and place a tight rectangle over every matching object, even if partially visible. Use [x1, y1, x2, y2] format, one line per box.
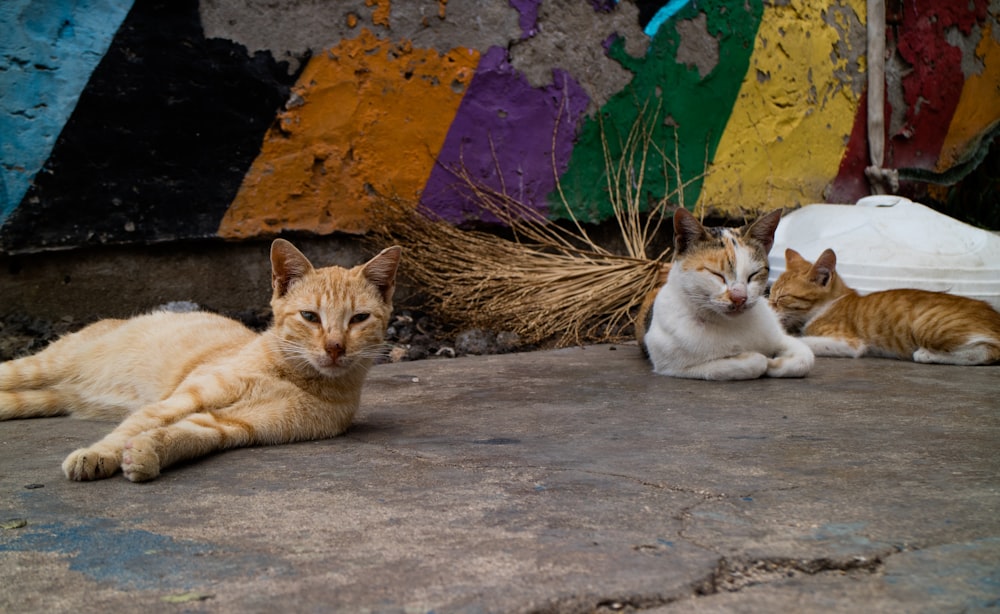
[1, 344, 998, 613]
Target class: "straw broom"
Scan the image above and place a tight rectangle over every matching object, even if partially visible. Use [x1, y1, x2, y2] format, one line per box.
[369, 100, 701, 347]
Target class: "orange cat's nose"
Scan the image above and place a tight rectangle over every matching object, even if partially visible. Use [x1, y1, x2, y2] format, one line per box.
[729, 288, 747, 307]
[325, 341, 344, 363]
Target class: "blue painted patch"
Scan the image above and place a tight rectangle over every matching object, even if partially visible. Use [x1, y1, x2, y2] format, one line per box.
[0, 518, 284, 590]
[0, 0, 134, 223]
[643, 0, 692, 37]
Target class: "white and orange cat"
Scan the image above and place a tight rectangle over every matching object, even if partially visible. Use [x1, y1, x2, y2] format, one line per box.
[637, 208, 814, 380]
[0, 239, 401, 482]
[770, 248, 1000, 365]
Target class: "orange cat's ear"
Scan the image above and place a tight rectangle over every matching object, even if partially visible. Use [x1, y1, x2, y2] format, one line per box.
[271, 239, 315, 298]
[363, 246, 402, 303]
[784, 248, 807, 267]
[810, 248, 837, 286]
[672, 207, 708, 254]
[746, 209, 782, 254]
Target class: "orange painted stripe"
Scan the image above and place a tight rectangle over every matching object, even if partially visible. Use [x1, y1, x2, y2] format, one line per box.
[936, 21, 1000, 170]
[218, 29, 478, 239]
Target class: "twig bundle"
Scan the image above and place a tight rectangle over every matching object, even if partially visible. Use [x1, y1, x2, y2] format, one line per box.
[369, 100, 696, 347]
[371, 197, 663, 346]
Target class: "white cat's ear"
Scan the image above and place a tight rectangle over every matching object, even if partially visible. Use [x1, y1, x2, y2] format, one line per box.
[363, 246, 402, 303]
[811, 248, 837, 286]
[672, 207, 707, 254]
[271, 239, 315, 298]
[746, 209, 782, 254]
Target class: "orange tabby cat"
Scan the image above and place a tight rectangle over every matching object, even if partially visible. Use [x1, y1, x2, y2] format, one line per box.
[770, 248, 1000, 365]
[0, 239, 401, 482]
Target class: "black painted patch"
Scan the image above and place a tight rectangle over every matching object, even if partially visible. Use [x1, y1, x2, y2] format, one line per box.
[1, 0, 300, 253]
[634, 0, 669, 28]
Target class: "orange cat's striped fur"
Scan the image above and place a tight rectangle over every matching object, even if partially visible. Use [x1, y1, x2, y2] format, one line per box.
[0, 239, 401, 482]
[770, 248, 1000, 365]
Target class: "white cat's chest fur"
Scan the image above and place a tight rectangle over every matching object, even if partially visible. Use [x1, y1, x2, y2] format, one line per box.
[644, 269, 789, 374]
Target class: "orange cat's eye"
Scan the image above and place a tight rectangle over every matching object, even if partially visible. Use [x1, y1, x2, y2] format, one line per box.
[350, 313, 370, 325]
[300, 311, 320, 323]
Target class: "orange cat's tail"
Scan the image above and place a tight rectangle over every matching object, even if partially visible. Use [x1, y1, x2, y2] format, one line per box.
[0, 355, 70, 420]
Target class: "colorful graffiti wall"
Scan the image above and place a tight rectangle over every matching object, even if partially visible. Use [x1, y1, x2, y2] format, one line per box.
[1, 0, 998, 253]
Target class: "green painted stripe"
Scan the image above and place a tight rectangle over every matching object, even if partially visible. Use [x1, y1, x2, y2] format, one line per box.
[550, 0, 764, 224]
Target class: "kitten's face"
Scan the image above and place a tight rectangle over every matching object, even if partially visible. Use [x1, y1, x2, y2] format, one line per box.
[769, 248, 838, 333]
[671, 208, 779, 319]
[270, 241, 401, 378]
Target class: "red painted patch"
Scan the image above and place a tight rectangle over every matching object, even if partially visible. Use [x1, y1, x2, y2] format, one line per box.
[829, 0, 993, 201]
[888, 0, 989, 170]
[827, 90, 876, 203]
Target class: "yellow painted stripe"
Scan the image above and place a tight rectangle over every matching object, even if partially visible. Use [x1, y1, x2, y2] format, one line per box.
[696, 0, 866, 215]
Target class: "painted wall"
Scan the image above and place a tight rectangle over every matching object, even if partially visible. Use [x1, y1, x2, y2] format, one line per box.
[1, 0, 997, 253]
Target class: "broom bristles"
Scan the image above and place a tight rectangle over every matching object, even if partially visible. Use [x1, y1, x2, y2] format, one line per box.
[368, 100, 695, 347]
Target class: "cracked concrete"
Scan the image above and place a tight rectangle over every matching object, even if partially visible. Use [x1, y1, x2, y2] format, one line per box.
[1, 345, 998, 612]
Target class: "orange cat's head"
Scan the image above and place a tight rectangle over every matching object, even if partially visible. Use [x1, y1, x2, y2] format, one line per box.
[268, 239, 401, 378]
[769, 248, 844, 333]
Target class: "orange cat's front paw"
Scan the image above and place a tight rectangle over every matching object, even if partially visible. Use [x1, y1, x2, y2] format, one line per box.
[62, 447, 120, 481]
[121, 436, 161, 482]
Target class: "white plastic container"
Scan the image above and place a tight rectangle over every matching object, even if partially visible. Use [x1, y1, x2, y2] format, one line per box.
[769, 195, 1000, 310]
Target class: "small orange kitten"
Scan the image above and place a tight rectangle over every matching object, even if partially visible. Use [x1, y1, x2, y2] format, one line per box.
[0, 239, 401, 481]
[770, 248, 1000, 365]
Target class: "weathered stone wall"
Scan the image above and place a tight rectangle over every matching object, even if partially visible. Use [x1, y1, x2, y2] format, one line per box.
[1, 0, 997, 254]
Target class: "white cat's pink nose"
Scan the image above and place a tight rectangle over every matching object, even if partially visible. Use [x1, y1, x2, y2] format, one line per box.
[729, 287, 747, 306]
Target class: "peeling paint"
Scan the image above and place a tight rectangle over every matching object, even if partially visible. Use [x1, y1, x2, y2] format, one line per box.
[0, 0, 133, 223]
[508, 0, 647, 113]
[218, 30, 478, 238]
[365, 0, 391, 28]
[937, 21, 1000, 170]
[696, 0, 866, 213]
[420, 46, 589, 223]
[674, 13, 718, 78]
[3, 0, 999, 252]
[509, 0, 542, 39]
[886, 0, 990, 170]
[554, 0, 763, 222]
[199, 1, 521, 74]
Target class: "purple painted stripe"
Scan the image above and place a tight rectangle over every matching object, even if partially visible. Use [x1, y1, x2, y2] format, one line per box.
[508, 0, 541, 39]
[420, 46, 589, 224]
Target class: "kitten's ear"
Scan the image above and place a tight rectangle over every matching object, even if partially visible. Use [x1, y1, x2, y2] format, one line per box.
[810, 248, 837, 286]
[785, 248, 807, 268]
[363, 246, 402, 303]
[745, 209, 782, 254]
[271, 239, 315, 298]
[672, 207, 708, 254]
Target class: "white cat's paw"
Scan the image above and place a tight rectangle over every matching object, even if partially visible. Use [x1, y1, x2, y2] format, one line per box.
[709, 352, 768, 380]
[121, 436, 162, 482]
[767, 356, 810, 378]
[62, 447, 120, 481]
